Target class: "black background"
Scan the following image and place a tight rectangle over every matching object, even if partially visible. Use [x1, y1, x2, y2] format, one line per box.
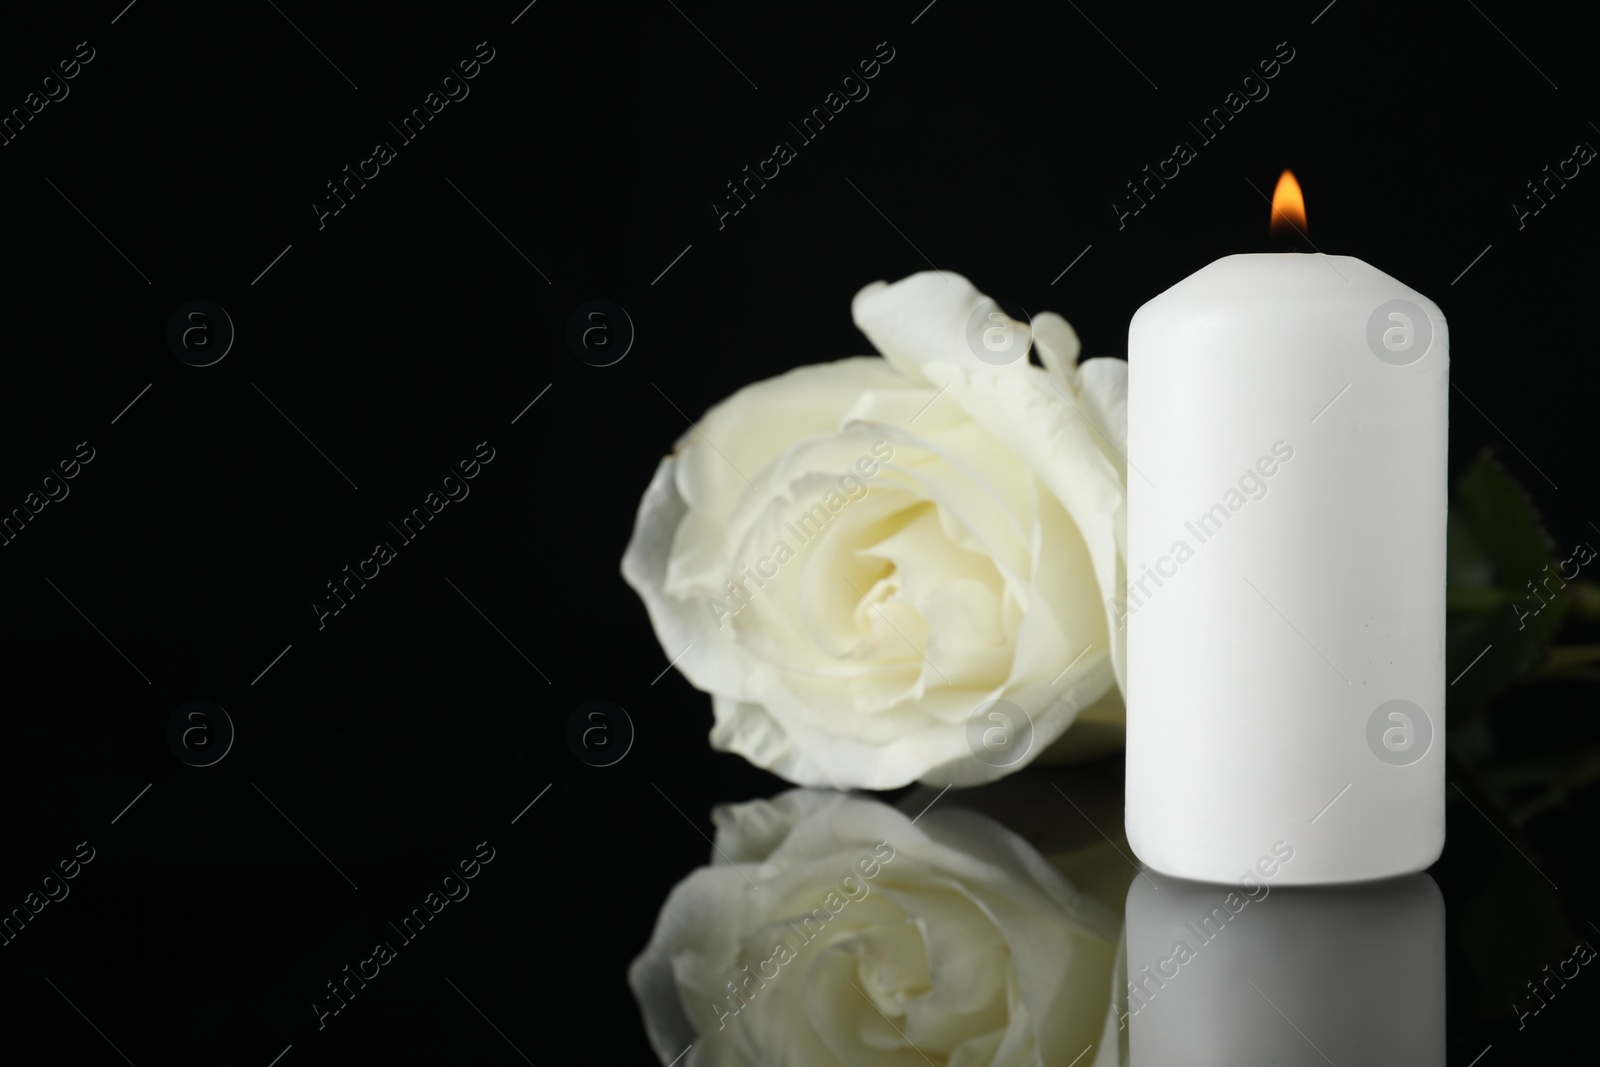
[0, 0, 1596, 1063]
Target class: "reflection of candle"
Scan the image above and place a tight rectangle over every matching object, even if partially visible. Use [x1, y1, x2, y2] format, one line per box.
[1124, 872, 1445, 1065]
[1126, 173, 1448, 884]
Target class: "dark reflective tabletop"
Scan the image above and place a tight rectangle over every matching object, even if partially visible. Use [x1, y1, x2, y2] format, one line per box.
[624, 764, 1595, 1066]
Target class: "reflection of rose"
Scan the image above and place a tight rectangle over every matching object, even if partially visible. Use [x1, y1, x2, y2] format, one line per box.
[622, 272, 1128, 789]
[629, 789, 1119, 1066]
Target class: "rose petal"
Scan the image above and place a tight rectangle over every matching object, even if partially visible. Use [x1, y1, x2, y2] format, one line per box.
[621, 456, 761, 703]
[852, 272, 1032, 384]
[1031, 311, 1082, 385]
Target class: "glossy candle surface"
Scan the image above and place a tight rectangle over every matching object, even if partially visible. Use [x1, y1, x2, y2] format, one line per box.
[1126, 254, 1448, 884]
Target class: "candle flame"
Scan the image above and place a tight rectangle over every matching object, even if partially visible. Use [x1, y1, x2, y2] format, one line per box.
[1269, 169, 1306, 239]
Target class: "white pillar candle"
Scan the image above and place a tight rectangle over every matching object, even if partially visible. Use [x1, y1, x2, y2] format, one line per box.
[1125, 196, 1448, 884]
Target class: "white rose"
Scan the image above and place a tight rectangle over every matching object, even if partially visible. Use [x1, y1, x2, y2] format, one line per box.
[628, 789, 1120, 1067]
[622, 271, 1128, 789]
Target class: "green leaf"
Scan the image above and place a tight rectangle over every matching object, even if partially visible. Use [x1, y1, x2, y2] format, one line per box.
[1479, 743, 1600, 826]
[1445, 452, 1566, 725]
